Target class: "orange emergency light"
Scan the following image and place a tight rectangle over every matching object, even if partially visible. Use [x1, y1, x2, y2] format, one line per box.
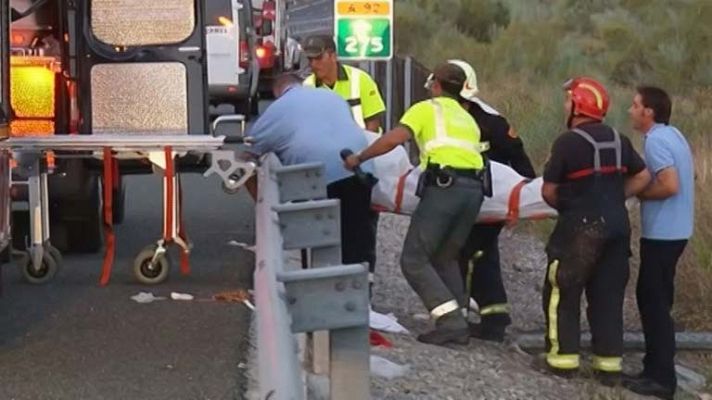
[9, 56, 57, 136]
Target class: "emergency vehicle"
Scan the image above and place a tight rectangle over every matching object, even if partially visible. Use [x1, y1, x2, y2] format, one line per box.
[2, 0, 256, 256]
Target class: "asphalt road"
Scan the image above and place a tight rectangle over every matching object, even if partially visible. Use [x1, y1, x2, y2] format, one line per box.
[0, 170, 257, 399]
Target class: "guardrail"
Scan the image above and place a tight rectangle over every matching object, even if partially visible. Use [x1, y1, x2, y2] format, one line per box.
[254, 153, 370, 399]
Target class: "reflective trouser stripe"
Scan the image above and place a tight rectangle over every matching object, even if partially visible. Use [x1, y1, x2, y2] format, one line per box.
[368, 272, 375, 283]
[430, 299, 460, 319]
[592, 356, 622, 372]
[480, 303, 510, 316]
[546, 259, 580, 369]
[547, 354, 580, 370]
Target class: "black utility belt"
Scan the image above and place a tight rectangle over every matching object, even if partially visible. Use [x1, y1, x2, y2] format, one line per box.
[423, 165, 484, 188]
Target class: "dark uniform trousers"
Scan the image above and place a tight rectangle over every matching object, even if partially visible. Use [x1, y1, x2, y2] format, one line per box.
[401, 177, 484, 313]
[459, 223, 511, 325]
[327, 176, 376, 270]
[543, 212, 630, 371]
[638, 238, 687, 390]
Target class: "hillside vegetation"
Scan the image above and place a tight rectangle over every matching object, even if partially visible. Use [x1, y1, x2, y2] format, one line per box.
[394, 0, 712, 330]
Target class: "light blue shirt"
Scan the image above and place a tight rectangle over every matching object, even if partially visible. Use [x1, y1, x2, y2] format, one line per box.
[247, 86, 374, 184]
[641, 123, 694, 240]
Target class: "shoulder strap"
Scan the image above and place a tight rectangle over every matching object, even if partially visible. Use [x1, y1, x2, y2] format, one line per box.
[572, 127, 622, 172]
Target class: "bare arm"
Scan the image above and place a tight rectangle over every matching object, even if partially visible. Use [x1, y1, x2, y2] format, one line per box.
[638, 167, 679, 200]
[624, 169, 652, 198]
[542, 181, 558, 208]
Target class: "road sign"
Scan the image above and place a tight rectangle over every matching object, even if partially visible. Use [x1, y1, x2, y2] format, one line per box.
[334, 0, 393, 60]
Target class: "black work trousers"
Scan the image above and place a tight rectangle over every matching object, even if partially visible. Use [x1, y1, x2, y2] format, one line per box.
[459, 223, 510, 326]
[543, 216, 630, 371]
[326, 176, 376, 271]
[638, 238, 687, 390]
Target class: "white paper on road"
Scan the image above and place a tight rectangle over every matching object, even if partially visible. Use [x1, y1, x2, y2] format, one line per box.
[363, 130, 558, 222]
[370, 355, 410, 379]
[170, 292, 195, 301]
[369, 308, 410, 334]
[130, 292, 166, 304]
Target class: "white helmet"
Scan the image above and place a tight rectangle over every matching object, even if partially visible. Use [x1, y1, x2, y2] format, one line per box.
[447, 59, 500, 115]
[447, 59, 479, 99]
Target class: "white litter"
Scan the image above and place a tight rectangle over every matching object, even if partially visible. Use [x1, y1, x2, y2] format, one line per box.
[130, 292, 166, 304]
[170, 292, 195, 301]
[370, 355, 409, 379]
[370, 309, 409, 334]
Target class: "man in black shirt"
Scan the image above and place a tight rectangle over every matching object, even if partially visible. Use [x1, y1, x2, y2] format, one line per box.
[453, 60, 536, 343]
[541, 77, 650, 385]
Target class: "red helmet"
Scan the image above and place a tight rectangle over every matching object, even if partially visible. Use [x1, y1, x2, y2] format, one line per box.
[563, 77, 609, 120]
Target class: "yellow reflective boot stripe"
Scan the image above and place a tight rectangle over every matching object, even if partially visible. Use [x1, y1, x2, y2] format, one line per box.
[480, 303, 510, 316]
[592, 356, 622, 372]
[545, 259, 579, 370]
[547, 354, 580, 370]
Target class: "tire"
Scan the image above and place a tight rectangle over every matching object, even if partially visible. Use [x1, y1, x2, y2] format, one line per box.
[49, 159, 103, 254]
[111, 179, 126, 225]
[133, 245, 170, 285]
[64, 174, 102, 253]
[19, 251, 58, 284]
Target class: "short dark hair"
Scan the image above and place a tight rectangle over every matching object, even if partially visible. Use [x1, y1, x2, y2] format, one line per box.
[272, 73, 302, 96]
[433, 63, 466, 98]
[636, 86, 672, 125]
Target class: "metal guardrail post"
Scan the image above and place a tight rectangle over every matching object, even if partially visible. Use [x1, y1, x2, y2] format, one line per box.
[404, 56, 412, 109]
[255, 154, 370, 400]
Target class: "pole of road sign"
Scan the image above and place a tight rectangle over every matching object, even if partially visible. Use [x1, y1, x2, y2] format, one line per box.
[334, 0, 394, 61]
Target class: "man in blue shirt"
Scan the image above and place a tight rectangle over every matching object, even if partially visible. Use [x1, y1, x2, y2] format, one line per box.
[246, 73, 377, 280]
[624, 86, 694, 400]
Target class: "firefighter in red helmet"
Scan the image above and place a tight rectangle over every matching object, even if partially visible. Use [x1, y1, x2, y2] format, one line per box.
[540, 77, 651, 385]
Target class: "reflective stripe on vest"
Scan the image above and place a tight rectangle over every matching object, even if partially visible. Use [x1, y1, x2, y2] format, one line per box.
[303, 67, 365, 128]
[423, 99, 489, 156]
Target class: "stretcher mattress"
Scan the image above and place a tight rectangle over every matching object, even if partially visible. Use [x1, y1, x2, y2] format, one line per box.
[366, 131, 558, 222]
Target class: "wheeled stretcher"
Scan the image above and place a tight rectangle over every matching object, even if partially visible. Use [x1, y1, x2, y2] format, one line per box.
[0, 128, 256, 286]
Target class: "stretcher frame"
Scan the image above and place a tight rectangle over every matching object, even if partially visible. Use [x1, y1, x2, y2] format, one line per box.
[0, 119, 256, 286]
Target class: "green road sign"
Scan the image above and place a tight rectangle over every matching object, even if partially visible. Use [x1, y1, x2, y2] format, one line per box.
[334, 1, 393, 60]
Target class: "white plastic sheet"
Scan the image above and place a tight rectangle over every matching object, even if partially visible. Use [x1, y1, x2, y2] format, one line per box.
[364, 130, 558, 222]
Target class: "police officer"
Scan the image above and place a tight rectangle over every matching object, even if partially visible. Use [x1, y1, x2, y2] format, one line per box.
[301, 34, 385, 292]
[451, 60, 536, 343]
[301, 34, 386, 132]
[541, 77, 651, 384]
[345, 61, 487, 346]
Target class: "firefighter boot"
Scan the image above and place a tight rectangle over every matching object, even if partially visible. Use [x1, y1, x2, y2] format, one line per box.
[417, 311, 469, 346]
[469, 314, 511, 343]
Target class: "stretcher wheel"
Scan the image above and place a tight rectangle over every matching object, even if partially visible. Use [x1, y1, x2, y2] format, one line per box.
[133, 245, 170, 285]
[20, 251, 59, 285]
[46, 244, 63, 265]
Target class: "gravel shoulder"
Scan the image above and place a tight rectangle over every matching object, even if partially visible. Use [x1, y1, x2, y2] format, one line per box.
[369, 214, 706, 400]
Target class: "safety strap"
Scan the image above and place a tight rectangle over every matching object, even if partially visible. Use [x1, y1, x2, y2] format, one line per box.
[569, 128, 622, 177]
[424, 99, 489, 155]
[99, 148, 115, 286]
[430, 299, 460, 319]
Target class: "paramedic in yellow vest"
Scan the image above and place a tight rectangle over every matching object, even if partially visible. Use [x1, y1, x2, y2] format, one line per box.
[301, 34, 386, 132]
[345, 61, 486, 346]
[302, 34, 385, 295]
